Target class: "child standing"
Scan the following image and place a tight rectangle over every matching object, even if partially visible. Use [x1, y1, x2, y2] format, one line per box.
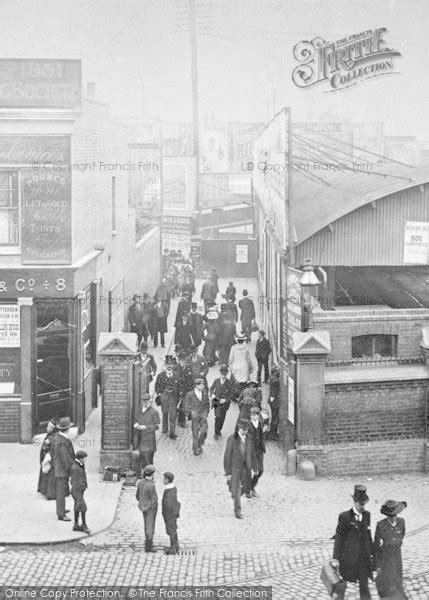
[70, 450, 90, 534]
[162, 471, 181, 555]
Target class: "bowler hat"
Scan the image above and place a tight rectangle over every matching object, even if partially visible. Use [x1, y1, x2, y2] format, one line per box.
[143, 465, 155, 477]
[163, 471, 175, 483]
[76, 450, 87, 459]
[57, 416, 73, 430]
[165, 355, 174, 365]
[352, 484, 369, 503]
[381, 500, 407, 516]
[237, 418, 250, 430]
[194, 377, 204, 385]
[191, 302, 197, 308]
[141, 393, 151, 402]
[219, 364, 228, 374]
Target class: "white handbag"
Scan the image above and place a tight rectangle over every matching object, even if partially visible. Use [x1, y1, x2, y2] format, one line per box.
[41, 452, 52, 474]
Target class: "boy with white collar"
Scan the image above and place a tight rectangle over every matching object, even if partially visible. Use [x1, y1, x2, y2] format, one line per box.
[162, 471, 181, 555]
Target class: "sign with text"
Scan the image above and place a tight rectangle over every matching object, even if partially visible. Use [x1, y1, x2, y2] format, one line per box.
[404, 221, 429, 265]
[0, 135, 71, 164]
[22, 165, 71, 264]
[102, 363, 131, 450]
[236, 244, 248, 264]
[162, 214, 192, 257]
[0, 305, 20, 347]
[0, 269, 74, 297]
[0, 59, 81, 109]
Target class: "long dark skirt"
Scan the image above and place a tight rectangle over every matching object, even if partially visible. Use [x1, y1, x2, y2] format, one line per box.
[37, 467, 56, 500]
[376, 547, 408, 599]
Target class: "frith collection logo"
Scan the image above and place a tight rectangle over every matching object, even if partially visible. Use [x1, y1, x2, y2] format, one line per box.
[292, 28, 401, 92]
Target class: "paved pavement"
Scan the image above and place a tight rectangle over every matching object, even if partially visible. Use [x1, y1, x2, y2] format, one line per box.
[1, 278, 429, 598]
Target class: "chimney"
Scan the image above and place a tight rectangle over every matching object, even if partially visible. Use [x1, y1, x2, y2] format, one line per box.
[86, 82, 96, 99]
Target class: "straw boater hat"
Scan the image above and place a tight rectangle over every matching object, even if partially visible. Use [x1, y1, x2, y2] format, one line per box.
[235, 332, 247, 341]
[381, 500, 407, 516]
[57, 416, 73, 430]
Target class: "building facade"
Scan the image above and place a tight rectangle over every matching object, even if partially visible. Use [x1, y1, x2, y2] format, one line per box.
[0, 60, 160, 442]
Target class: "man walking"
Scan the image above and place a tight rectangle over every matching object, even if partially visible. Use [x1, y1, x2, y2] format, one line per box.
[188, 345, 209, 388]
[189, 303, 204, 348]
[174, 291, 192, 327]
[176, 351, 194, 428]
[155, 357, 180, 439]
[332, 484, 375, 599]
[239, 290, 256, 342]
[223, 419, 252, 519]
[255, 330, 271, 384]
[136, 465, 158, 553]
[132, 393, 161, 477]
[201, 277, 216, 313]
[186, 378, 210, 456]
[210, 365, 233, 439]
[210, 268, 219, 297]
[229, 333, 253, 399]
[155, 277, 171, 314]
[137, 342, 157, 382]
[51, 416, 75, 522]
[162, 471, 181, 555]
[247, 407, 265, 497]
[128, 295, 144, 348]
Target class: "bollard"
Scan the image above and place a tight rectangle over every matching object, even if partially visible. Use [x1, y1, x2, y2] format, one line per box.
[286, 449, 297, 476]
[297, 460, 316, 480]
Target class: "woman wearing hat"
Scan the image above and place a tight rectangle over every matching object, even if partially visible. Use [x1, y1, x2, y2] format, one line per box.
[374, 501, 408, 599]
[37, 417, 58, 500]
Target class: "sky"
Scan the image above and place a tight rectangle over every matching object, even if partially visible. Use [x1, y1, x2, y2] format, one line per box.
[0, 0, 428, 137]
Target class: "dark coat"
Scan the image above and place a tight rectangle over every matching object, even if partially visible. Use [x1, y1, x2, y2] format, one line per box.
[255, 337, 271, 360]
[182, 281, 195, 297]
[177, 363, 194, 396]
[70, 459, 88, 493]
[37, 431, 56, 498]
[201, 280, 216, 302]
[225, 284, 236, 301]
[210, 377, 233, 415]
[162, 487, 181, 523]
[187, 354, 209, 379]
[155, 371, 180, 396]
[210, 272, 219, 294]
[51, 432, 75, 478]
[269, 372, 280, 399]
[146, 302, 157, 337]
[203, 319, 219, 341]
[133, 406, 160, 452]
[128, 303, 144, 334]
[189, 312, 204, 346]
[225, 301, 238, 322]
[175, 298, 192, 327]
[136, 478, 158, 513]
[239, 297, 255, 326]
[138, 352, 157, 380]
[223, 432, 252, 477]
[155, 283, 171, 312]
[374, 517, 406, 599]
[218, 319, 236, 347]
[174, 322, 194, 352]
[154, 301, 168, 333]
[333, 509, 374, 583]
[247, 419, 265, 471]
[185, 389, 210, 416]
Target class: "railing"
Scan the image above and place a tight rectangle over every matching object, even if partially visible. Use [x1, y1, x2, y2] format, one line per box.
[326, 355, 426, 368]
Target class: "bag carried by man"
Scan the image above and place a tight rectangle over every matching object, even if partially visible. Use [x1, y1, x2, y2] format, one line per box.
[320, 561, 346, 598]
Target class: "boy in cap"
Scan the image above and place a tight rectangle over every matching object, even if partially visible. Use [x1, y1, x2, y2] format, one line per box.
[332, 484, 375, 599]
[133, 394, 161, 476]
[162, 472, 181, 555]
[136, 465, 158, 552]
[70, 450, 90, 533]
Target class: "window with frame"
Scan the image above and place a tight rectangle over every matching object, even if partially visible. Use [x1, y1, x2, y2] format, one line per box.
[0, 171, 19, 245]
[351, 334, 398, 359]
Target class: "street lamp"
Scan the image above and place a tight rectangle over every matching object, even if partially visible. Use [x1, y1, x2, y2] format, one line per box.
[300, 258, 320, 331]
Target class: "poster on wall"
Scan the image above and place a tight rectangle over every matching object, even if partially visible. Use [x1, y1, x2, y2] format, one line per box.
[0, 305, 20, 347]
[404, 222, 429, 264]
[162, 156, 196, 213]
[162, 215, 192, 258]
[236, 244, 248, 263]
[288, 375, 295, 425]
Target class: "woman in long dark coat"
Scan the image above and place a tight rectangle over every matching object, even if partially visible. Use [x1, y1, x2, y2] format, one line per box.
[37, 418, 58, 499]
[374, 500, 408, 599]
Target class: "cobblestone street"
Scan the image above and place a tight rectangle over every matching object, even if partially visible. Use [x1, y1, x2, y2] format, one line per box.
[1, 280, 429, 598]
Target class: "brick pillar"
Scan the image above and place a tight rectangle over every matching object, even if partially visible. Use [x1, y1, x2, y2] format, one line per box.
[421, 326, 429, 366]
[18, 297, 33, 443]
[291, 331, 331, 445]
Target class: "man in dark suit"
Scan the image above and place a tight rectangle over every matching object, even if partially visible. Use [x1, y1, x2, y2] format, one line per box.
[51, 416, 75, 521]
[128, 295, 144, 347]
[238, 290, 256, 342]
[162, 471, 181, 555]
[132, 394, 160, 477]
[174, 291, 192, 327]
[189, 303, 204, 347]
[210, 268, 219, 297]
[155, 277, 171, 314]
[136, 465, 158, 552]
[138, 342, 157, 382]
[176, 352, 194, 428]
[210, 364, 233, 439]
[201, 278, 216, 313]
[223, 418, 252, 519]
[225, 281, 236, 302]
[333, 484, 375, 599]
[186, 378, 210, 455]
[187, 345, 209, 388]
[255, 330, 271, 384]
[155, 357, 180, 439]
[247, 407, 265, 498]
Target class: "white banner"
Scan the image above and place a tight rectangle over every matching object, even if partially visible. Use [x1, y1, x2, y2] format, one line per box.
[0, 305, 20, 347]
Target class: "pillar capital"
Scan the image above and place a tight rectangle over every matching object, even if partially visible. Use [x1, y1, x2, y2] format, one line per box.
[291, 330, 331, 360]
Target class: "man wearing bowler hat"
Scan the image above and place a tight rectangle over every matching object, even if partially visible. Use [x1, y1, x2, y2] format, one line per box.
[136, 465, 158, 552]
[186, 378, 210, 455]
[210, 364, 233, 439]
[132, 394, 161, 477]
[332, 484, 375, 599]
[50, 416, 76, 521]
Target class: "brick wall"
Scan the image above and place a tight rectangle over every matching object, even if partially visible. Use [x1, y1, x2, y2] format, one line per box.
[324, 380, 427, 443]
[0, 400, 20, 442]
[298, 439, 425, 476]
[313, 308, 429, 361]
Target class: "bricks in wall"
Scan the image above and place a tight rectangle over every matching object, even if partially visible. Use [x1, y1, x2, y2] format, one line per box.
[0, 401, 20, 442]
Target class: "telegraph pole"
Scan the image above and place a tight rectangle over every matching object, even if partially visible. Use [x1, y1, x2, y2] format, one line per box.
[286, 106, 295, 266]
[188, 0, 200, 211]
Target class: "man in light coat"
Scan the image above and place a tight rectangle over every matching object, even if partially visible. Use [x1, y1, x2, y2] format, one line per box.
[229, 333, 254, 399]
[136, 464, 158, 552]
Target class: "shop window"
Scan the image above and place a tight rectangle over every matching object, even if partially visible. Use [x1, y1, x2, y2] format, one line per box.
[0, 348, 21, 394]
[351, 334, 398, 359]
[0, 171, 19, 245]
